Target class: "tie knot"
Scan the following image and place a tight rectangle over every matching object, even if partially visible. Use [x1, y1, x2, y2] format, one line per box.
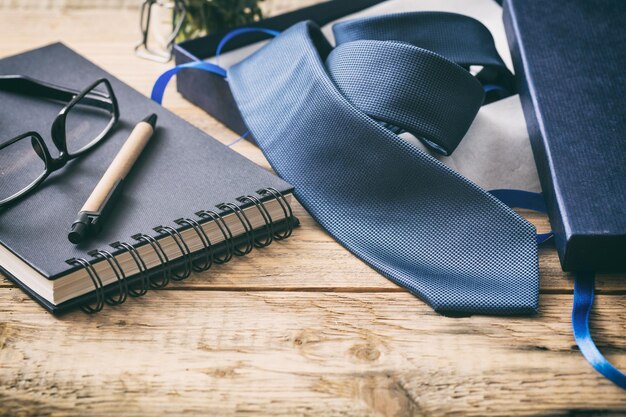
[333, 12, 516, 101]
[325, 40, 484, 155]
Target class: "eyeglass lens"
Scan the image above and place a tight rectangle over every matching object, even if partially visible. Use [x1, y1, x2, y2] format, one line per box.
[0, 135, 47, 204]
[64, 81, 116, 155]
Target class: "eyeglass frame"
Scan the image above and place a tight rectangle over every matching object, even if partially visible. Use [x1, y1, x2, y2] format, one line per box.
[134, 0, 187, 63]
[0, 75, 120, 208]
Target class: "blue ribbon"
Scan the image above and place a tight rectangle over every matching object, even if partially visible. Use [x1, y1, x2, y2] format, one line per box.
[151, 28, 281, 105]
[573, 272, 626, 389]
[489, 189, 553, 244]
[151, 60, 227, 105]
[225, 130, 250, 147]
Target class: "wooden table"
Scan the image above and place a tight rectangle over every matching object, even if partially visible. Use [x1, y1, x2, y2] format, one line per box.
[1, 8, 625, 417]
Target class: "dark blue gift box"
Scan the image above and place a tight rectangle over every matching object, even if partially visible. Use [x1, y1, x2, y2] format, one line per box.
[173, 0, 384, 141]
[504, 0, 626, 272]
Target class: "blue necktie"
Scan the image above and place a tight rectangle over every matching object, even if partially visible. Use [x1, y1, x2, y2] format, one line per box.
[226, 13, 539, 315]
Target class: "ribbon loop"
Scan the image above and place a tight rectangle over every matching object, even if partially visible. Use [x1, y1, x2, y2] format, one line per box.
[151, 60, 226, 105]
[573, 272, 626, 389]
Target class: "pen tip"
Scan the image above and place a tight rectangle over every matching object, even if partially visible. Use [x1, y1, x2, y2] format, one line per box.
[68, 222, 87, 244]
[143, 113, 158, 129]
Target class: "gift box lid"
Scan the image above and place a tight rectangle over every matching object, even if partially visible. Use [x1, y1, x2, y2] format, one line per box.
[503, 0, 626, 272]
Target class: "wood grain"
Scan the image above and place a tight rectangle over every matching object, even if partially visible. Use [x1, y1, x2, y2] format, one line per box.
[1, 7, 625, 417]
[1, 289, 626, 417]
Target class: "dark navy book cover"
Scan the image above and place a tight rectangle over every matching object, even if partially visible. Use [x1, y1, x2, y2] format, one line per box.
[504, 0, 626, 272]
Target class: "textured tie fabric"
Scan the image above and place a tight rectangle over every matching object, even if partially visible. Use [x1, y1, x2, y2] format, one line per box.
[332, 12, 516, 104]
[227, 13, 539, 315]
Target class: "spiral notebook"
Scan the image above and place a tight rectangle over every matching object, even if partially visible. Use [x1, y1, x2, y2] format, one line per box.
[0, 43, 297, 314]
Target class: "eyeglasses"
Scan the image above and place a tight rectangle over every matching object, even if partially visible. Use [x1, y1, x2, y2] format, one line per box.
[135, 0, 187, 63]
[0, 75, 119, 208]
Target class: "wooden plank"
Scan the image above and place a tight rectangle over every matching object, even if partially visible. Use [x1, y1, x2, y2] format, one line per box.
[1, 288, 626, 416]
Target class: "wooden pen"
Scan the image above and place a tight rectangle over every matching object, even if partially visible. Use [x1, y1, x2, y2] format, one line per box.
[68, 113, 158, 244]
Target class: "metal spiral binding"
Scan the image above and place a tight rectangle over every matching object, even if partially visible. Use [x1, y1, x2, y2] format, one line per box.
[236, 194, 273, 247]
[174, 217, 214, 272]
[64, 188, 294, 313]
[153, 225, 193, 281]
[132, 233, 171, 289]
[257, 187, 294, 239]
[195, 209, 234, 264]
[216, 202, 255, 256]
[88, 249, 129, 306]
[66, 257, 105, 313]
[110, 241, 149, 297]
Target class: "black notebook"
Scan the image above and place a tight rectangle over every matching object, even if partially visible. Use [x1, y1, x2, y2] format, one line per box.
[0, 43, 297, 314]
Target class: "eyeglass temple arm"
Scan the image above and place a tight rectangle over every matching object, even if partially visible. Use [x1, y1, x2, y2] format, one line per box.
[0, 75, 113, 110]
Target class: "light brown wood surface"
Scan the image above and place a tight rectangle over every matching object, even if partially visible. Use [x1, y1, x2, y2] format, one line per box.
[0, 8, 625, 417]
